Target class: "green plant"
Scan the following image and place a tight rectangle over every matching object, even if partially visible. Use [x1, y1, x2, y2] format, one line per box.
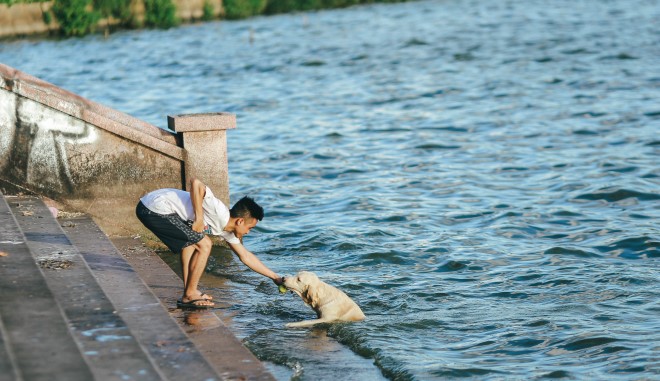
[143, 0, 179, 28]
[42, 6, 52, 24]
[0, 0, 47, 5]
[223, 0, 267, 19]
[93, 0, 131, 22]
[322, 0, 360, 7]
[263, 0, 362, 15]
[263, 0, 297, 14]
[202, 0, 214, 20]
[298, 0, 321, 10]
[51, 0, 100, 36]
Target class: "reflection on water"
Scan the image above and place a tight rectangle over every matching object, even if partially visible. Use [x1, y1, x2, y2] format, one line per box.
[1, 0, 659, 379]
[182, 310, 222, 331]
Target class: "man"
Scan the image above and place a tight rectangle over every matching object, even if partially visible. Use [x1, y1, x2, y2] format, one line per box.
[135, 178, 282, 308]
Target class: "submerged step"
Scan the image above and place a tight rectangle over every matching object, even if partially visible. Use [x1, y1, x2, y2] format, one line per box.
[0, 193, 94, 381]
[8, 196, 163, 381]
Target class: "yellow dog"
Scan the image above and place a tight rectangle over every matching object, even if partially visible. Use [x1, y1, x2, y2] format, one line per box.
[282, 271, 365, 328]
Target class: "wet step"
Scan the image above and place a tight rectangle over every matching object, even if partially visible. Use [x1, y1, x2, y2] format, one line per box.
[59, 214, 224, 381]
[2, 192, 275, 381]
[0, 193, 94, 381]
[7, 197, 162, 380]
[69, 216, 276, 380]
[111, 235, 277, 381]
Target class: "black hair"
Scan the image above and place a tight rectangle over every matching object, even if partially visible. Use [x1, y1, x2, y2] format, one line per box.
[230, 196, 264, 221]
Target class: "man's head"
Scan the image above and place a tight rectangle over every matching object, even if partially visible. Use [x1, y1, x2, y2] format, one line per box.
[229, 196, 264, 238]
[230, 196, 264, 221]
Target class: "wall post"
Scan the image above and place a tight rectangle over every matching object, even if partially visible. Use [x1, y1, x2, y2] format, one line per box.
[167, 113, 236, 206]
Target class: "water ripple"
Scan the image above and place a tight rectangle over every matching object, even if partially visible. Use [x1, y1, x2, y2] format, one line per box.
[575, 188, 660, 202]
[2, 0, 658, 379]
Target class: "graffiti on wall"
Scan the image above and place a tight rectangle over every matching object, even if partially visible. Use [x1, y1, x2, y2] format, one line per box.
[0, 89, 97, 195]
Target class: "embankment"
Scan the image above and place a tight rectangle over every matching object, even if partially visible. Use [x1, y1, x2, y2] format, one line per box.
[0, 0, 222, 39]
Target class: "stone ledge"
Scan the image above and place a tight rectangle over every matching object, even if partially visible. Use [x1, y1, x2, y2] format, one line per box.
[168, 112, 237, 132]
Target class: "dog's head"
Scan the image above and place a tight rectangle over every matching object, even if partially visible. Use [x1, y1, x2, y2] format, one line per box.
[283, 271, 321, 306]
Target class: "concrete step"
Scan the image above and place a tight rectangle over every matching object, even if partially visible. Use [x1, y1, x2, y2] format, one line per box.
[69, 218, 277, 381]
[2, 192, 276, 381]
[59, 215, 224, 381]
[112, 236, 277, 381]
[0, 193, 94, 381]
[7, 195, 165, 381]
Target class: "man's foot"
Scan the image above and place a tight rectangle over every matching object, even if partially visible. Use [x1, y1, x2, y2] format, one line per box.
[199, 292, 213, 300]
[177, 298, 215, 309]
[188, 290, 213, 300]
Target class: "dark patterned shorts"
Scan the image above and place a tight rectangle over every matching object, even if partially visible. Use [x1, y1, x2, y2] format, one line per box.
[135, 201, 204, 254]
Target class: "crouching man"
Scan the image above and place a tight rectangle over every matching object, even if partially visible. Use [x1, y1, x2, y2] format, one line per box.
[135, 178, 282, 308]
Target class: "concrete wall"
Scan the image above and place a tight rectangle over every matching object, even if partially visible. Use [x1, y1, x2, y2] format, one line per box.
[0, 63, 234, 237]
[0, 2, 59, 38]
[0, 0, 223, 39]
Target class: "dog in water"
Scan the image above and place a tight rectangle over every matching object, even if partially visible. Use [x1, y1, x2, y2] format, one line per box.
[282, 271, 365, 328]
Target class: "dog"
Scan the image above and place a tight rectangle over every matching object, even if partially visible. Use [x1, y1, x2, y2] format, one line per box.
[282, 271, 365, 328]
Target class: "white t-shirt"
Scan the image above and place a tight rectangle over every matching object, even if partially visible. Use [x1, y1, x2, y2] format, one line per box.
[140, 186, 240, 244]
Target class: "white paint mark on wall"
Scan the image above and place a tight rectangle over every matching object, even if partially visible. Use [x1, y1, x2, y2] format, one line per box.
[4, 96, 99, 192]
[0, 89, 17, 172]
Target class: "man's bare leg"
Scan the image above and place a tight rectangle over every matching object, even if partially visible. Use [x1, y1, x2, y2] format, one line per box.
[181, 245, 194, 289]
[180, 236, 214, 306]
[181, 242, 213, 300]
[182, 245, 212, 297]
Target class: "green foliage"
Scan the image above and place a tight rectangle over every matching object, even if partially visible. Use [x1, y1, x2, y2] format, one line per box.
[143, 0, 179, 28]
[263, 0, 297, 14]
[3, 0, 412, 38]
[297, 0, 321, 11]
[42, 8, 52, 24]
[0, 0, 47, 6]
[223, 0, 266, 19]
[264, 0, 364, 15]
[93, 0, 131, 21]
[51, 0, 100, 36]
[202, 0, 214, 21]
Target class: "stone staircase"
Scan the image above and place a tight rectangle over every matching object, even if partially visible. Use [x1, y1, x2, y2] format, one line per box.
[0, 192, 275, 381]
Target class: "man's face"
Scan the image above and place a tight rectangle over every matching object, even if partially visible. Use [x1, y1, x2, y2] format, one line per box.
[235, 217, 258, 239]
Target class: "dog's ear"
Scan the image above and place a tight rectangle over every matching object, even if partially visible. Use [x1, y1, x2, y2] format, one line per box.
[303, 283, 328, 308]
[305, 287, 319, 307]
[299, 283, 311, 305]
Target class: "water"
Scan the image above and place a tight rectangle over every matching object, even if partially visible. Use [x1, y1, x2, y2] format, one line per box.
[2, 0, 659, 379]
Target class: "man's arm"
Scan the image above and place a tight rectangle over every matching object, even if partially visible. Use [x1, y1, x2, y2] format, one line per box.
[189, 178, 206, 232]
[229, 242, 282, 284]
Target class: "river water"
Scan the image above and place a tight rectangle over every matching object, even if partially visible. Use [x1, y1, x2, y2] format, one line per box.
[1, 0, 659, 379]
